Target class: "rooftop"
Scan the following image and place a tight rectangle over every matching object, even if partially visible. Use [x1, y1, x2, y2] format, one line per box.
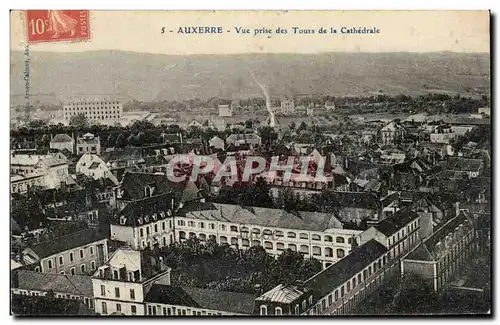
[306, 239, 387, 298]
[145, 284, 255, 314]
[50, 134, 73, 143]
[374, 208, 419, 236]
[25, 228, 107, 259]
[12, 269, 93, 296]
[178, 202, 343, 232]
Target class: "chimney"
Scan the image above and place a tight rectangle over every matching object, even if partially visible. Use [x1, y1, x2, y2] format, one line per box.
[455, 202, 460, 217]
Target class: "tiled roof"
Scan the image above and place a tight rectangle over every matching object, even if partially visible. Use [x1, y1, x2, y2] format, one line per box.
[115, 193, 174, 227]
[446, 157, 483, 172]
[13, 269, 93, 296]
[145, 284, 255, 314]
[178, 202, 343, 232]
[25, 228, 107, 259]
[119, 171, 198, 202]
[374, 208, 419, 236]
[50, 134, 73, 143]
[305, 239, 387, 298]
[333, 192, 381, 210]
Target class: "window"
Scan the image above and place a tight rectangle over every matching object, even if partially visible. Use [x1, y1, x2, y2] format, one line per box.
[287, 232, 296, 238]
[358, 273, 362, 283]
[80, 249, 84, 259]
[209, 223, 215, 230]
[154, 224, 158, 232]
[131, 305, 137, 315]
[328, 294, 333, 305]
[347, 282, 351, 292]
[178, 220, 185, 226]
[275, 307, 282, 315]
[220, 225, 227, 231]
[220, 236, 228, 244]
[324, 235, 333, 242]
[199, 222, 205, 229]
[58, 256, 64, 265]
[100, 285, 106, 296]
[146, 227, 151, 235]
[276, 242, 285, 251]
[275, 230, 284, 238]
[230, 225, 238, 232]
[102, 302, 107, 314]
[89, 246, 94, 255]
[115, 287, 120, 298]
[162, 222, 166, 231]
[34, 266, 40, 272]
[81, 264, 85, 273]
[264, 241, 273, 250]
[260, 305, 267, 315]
[48, 260, 53, 269]
[336, 237, 345, 243]
[140, 228, 144, 237]
[188, 221, 195, 227]
[163, 307, 167, 315]
[312, 234, 321, 241]
[116, 303, 121, 313]
[337, 249, 345, 258]
[295, 305, 300, 315]
[70, 252, 74, 262]
[242, 239, 250, 247]
[325, 247, 333, 257]
[334, 290, 339, 301]
[300, 245, 309, 254]
[312, 246, 321, 256]
[91, 261, 96, 270]
[299, 233, 309, 240]
[130, 289, 135, 300]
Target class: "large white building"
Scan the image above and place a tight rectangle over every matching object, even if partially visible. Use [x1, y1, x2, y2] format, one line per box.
[63, 100, 123, 125]
[110, 196, 364, 268]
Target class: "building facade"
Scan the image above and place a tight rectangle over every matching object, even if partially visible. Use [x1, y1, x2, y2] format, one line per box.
[63, 100, 123, 124]
[401, 212, 478, 292]
[22, 228, 109, 276]
[77, 133, 101, 155]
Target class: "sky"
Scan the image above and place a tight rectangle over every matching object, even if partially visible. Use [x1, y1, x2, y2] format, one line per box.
[10, 10, 490, 54]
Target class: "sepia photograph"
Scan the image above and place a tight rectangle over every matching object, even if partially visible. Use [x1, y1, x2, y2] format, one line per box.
[9, 10, 491, 316]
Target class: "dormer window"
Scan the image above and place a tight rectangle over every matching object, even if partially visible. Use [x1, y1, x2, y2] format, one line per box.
[113, 270, 119, 279]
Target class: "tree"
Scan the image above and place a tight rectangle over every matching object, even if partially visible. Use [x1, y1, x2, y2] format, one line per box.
[69, 113, 89, 128]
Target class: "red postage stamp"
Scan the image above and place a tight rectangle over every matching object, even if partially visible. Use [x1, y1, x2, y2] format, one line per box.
[26, 10, 90, 43]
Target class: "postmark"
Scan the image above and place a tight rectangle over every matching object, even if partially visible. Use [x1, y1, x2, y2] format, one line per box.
[26, 10, 90, 43]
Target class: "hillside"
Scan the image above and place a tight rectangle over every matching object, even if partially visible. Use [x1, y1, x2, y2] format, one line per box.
[10, 50, 490, 105]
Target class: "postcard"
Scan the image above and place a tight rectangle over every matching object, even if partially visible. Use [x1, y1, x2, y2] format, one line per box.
[10, 10, 491, 316]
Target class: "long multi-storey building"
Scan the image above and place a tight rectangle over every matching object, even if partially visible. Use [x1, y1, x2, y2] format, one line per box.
[110, 197, 364, 268]
[63, 100, 123, 124]
[401, 212, 479, 292]
[253, 209, 422, 316]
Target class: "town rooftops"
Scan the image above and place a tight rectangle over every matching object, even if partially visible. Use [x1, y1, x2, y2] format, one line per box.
[25, 228, 107, 259]
[177, 202, 343, 232]
[12, 269, 93, 296]
[50, 134, 73, 143]
[145, 284, 255, 315]
[373, 209, 419, 236]
[10, 153, 68, 167]
[446, 157, 483, 172]
[333, 192, 381, 210]
[118, 171, 199, 202]
[305, 239, 387, 298]
[255, 283, 308, 304]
